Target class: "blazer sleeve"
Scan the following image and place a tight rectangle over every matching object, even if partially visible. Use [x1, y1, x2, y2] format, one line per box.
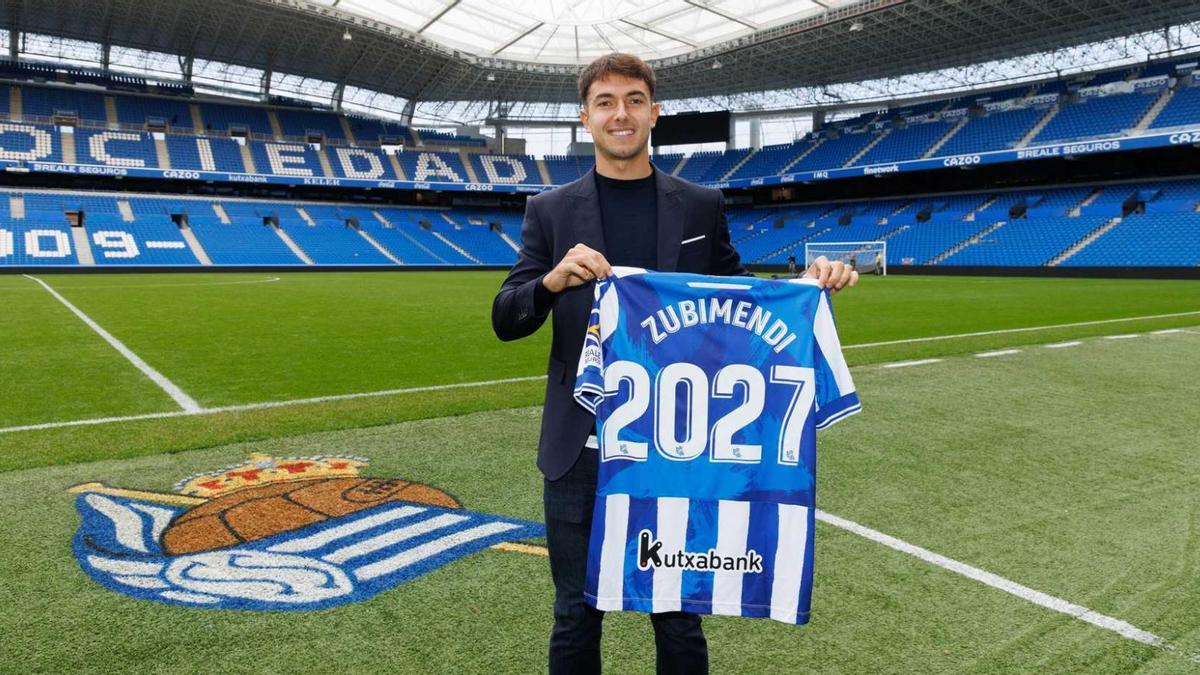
[492, 195, 558, 342]
[710, 191, 751, 277]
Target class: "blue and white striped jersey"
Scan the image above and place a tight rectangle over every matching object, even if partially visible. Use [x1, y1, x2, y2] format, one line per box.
[573, 267, 860, 624]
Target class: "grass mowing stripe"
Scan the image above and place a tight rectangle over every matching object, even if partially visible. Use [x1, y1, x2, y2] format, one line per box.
[24, 274, 200, 412]
[5, 324, 1197, 436]
[844, 309, 1200, 349]
[815, 510, 1181, 654]
[0, 375, 547, 435]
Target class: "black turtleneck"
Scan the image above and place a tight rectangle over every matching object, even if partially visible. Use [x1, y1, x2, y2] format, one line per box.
[595, 168, 658, 270]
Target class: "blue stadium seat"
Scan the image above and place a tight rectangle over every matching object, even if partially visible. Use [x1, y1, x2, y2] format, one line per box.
[249, 142, 326, 177]
[1149, 84, 1200, 130]
[21, 85, 107, 122]
[198, 102, 274, 136]
[274, 108, 346, 140]
[75, 129, 160, 168]
[268, 204, 391, 264]
[940, 216, 1108, 266]
[789, 132, 875, 172]
[114, 94, 194, 131]
[1033, 92, 1157, 144]
[166, 135, 246, 172]
[468, 154, 542, 184]
[935, 107, 1043, 156]
[396, 151, 471, 183]
[857, 121, 953, 165]
[1062, 212, 1200, 266]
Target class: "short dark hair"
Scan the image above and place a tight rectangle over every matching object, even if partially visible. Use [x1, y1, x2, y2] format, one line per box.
[577, 53, 656, 106]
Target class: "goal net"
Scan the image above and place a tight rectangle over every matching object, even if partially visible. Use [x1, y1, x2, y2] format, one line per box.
[804, 241, 887, 276]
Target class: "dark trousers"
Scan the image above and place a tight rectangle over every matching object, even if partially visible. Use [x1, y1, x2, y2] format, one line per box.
[544, 447, 708, 675]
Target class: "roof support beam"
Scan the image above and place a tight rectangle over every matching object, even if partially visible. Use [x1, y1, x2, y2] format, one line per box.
[619, 19, 699, 48]
[493, 22, 544, 56]
[400, 97, 416, 126]
[418, 0, 461, 34]
[179, 54, 194, 83]
[683, 0, 758, 30]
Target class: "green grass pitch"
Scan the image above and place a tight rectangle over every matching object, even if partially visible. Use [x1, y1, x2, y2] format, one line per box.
[2, 271, 1199, 673]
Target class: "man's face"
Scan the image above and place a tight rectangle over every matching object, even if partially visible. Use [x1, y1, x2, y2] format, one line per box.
[580, 74, 660, 162]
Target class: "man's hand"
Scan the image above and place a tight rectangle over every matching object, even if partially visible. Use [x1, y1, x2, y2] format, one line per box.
[803, 256, 858, 295]
[543, 243, 614, 293]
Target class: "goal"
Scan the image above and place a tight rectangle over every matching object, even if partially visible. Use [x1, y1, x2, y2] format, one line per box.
[804, 241, 886, 276]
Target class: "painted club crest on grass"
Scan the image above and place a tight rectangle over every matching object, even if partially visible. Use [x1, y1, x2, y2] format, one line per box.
[70, 453, 544, 610]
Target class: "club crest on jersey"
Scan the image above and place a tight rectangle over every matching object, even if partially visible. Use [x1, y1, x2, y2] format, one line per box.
[636, 530, 764, 573]
[69, 453, 544, 611]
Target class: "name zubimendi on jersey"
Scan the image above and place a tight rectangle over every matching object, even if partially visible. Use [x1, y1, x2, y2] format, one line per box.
[640, 297, 799, 353]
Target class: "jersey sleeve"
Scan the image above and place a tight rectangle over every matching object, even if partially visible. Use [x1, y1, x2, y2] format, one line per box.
[811, 290, 862, 429]
[573, 282, 607, 414]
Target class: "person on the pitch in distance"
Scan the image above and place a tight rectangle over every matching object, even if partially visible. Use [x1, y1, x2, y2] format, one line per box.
[491, 53, 857, 675]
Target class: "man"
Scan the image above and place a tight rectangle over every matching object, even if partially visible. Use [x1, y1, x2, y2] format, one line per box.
[492, 53, 857, 674]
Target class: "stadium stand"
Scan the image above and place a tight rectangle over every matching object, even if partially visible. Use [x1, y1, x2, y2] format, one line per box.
[468, 153, 542, 185]
[250, 141, 326, 178]
[114, 94, 194, 131]
[274, 108, 345, 140]
[165, 134, 246, 172]
[190, 200, 303, 265]
[396, 150, 470, 183]
[676, 148, 751, 183]
[789, 132, 875, 171]
[933, 106, 1044, 156]
[270, 204, 391, 264]
[1032, 91, 1157, 144]
[0, 53, 1194, 194]
[20, 85, 106, 121]
[197, 102, 274, 136]
[1149, 80, 1200, 130]
[857, 120, 954, 165]
[76, 129, 160, 168]
[2, 171, 1199, 268]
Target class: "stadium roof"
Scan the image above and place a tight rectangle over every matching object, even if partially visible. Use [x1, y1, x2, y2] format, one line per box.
[309, 0, 858, 64]
[7, 0, 1200, 106]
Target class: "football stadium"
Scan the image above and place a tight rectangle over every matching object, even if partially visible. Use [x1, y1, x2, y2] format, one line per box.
[3, 0, 1200, 672]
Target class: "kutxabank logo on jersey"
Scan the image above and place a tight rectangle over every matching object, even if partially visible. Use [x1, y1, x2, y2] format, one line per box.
[70, 453, 544, 611]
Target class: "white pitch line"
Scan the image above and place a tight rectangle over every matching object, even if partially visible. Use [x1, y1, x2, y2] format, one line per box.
[976, 349, 1022, 358]
[23, 275, 201, 412]
[0, 375, 548, 435]
[1104, 334, 1140, 340]
[45, 276, 282, 290]
[2, 322, 1195, 436]
[881, 358, 944, 369]
[816, 509, 1178, 653]
[844, 310, 1200, 349]
[1151, 329, 1182, 335]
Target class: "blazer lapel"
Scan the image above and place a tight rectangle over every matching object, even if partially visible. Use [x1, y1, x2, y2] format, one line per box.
[655, 171, 684, 272]
[569, 169, 606, 255]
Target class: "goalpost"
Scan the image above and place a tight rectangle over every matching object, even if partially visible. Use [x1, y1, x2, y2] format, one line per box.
[804, 241, 887, 276]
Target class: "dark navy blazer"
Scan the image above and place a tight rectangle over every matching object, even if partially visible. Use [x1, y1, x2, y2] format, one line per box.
[491, 167, 747, 480]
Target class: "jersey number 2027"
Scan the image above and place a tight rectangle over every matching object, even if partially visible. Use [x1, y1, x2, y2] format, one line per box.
[601, 360, 814, 466]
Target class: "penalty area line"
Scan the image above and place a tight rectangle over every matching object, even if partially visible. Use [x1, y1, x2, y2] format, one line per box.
[23, 274, 201, 412]
[0, 375, 548, 435]
[844, 310, 1200, 349]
